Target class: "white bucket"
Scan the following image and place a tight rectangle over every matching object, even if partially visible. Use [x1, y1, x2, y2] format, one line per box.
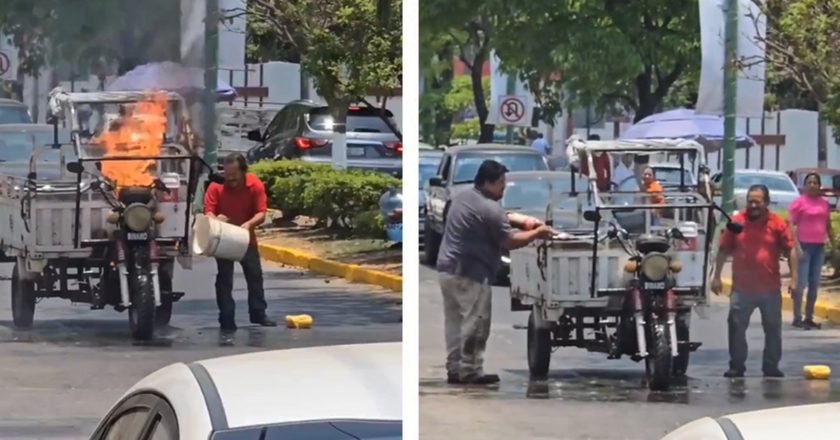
[192, 214, 250, 261]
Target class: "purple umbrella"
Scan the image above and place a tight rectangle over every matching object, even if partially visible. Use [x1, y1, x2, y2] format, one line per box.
[619, 108, 754, 151]
[106, 61, 237, 102]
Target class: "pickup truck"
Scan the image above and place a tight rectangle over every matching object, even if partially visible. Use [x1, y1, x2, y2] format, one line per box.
[422, 144, 549, 265]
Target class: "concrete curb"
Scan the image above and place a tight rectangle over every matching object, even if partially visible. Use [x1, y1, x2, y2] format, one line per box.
[721, 278, 840, 324]
[257, 243, 402, 294]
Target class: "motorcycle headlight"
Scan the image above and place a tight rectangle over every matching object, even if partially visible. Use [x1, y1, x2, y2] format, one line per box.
[641, 253, 670, 281]
[124, 203, 152, 232]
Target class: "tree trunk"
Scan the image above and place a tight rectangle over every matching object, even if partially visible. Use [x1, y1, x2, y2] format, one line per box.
[433, 44, 455, 146]
[330, 100, 351, 170]
[470, 48, 494, 143]
[818, 103, 828, 168]
[634, 72, 657, 123]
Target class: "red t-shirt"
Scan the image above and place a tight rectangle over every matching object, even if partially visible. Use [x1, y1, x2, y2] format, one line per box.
[204, 172, 268, 244]
[578, 153, 612, 191]
[719, 210, 793, 295]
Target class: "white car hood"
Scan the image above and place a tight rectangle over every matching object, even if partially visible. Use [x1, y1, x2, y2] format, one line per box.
[662, 402, 840, 439]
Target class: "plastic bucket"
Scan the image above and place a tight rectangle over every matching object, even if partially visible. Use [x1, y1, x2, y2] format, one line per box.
[192, 214, 250, 261]
[385, 222, 402, 243]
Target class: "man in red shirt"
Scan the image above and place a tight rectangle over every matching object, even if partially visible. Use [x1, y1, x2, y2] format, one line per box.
[711, 184, 798, 378]
[574, 135, 612, 191]
[204, 153, 276, 332]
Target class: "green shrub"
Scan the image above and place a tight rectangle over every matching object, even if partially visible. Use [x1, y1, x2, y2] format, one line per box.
[256, 159, 401, 232]
[303, 172, 401, 228]
[353, 210, 386, 239]
[250, 159, 333, 186]
[269, 175, 308, 220]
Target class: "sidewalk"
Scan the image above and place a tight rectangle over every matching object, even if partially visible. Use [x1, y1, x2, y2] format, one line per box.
[720, 262, 840, 324]
[255, 210, 402, 294]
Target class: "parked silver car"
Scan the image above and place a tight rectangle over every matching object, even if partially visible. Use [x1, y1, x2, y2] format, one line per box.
[711, 169, 799, 212]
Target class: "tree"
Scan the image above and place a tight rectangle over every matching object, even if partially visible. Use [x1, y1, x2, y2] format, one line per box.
[747, 1, 840, 140]
[420, 33, 456, 146]
[421, 0, 495, 142]
[238, 0, 401, 168]
[491, 0, 701, 123]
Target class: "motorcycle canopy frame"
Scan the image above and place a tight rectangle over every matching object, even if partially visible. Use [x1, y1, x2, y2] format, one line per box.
[558, 136, 716, 300]
[45, 90, 204, 252]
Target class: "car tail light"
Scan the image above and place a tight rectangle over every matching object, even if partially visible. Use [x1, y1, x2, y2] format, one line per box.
[385, 141, 402, 153]
[295, 137, 329, 149]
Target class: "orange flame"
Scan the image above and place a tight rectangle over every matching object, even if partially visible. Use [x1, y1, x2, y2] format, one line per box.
[93, 92, 167, 188]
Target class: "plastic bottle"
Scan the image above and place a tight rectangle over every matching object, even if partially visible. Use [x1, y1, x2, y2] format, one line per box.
[507, 212, 542, 230]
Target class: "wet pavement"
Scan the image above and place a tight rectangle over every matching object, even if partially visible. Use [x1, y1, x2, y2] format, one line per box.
[0, 257, 402, 439]
[419, 264, 840, 440]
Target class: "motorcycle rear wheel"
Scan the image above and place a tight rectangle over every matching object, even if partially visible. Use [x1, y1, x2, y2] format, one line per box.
[527, 310, 552, 379]
[645, 319, 673, 392]
[11, 263, 35, 329]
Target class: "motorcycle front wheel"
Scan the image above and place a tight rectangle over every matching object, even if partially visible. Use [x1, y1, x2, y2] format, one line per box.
[645, 319, 673, 392]
[127, 246, 156, 341]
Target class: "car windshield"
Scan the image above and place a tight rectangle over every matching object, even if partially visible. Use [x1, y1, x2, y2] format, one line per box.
[210, 420, 401, 440]
[452, 153, 547, 184]
[502, 176, 588, 211]
[0, 130, 74, 162]
[735, 173, 796, 192]
[796, 173, 836, 187]
[309, 110, 398, 134]
[0, 106, 31, 124]
[653, 167, 695, 185]
[419, 162, 438, 187]
[613, 176, 641, 205]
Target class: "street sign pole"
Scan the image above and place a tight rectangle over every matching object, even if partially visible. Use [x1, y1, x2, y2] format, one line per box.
[505, 75, 515, 143]
[721, 0, 738, 214]
[196, 0, 219, 213]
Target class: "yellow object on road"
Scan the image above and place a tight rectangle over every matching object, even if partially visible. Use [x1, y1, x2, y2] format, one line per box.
[285, 314, 313, 329]
[803, 365, 831, 380]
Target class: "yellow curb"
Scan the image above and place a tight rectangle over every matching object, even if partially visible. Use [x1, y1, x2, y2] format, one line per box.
[257, 243, 402, 294]
[721, 278, 840, 324]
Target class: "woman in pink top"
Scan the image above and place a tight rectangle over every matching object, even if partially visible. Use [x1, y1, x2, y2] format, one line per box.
[788, 172, 835, 329]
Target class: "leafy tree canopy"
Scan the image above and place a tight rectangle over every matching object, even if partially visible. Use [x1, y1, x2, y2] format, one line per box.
[243, 0, 401, 125]
[490, 0, 701, 123]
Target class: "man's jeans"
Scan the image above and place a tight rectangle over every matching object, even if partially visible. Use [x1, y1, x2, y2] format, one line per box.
[439, 272, 492, 379]
[794, 243, 825, 322]
[728, 291, 782, 373]
[215, 244, 268, 329]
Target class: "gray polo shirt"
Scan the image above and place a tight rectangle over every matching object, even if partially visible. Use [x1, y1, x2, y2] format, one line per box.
[436, 187, 513, 283]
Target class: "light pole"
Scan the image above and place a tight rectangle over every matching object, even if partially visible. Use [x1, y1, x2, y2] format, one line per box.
[721, 0, 738, 214]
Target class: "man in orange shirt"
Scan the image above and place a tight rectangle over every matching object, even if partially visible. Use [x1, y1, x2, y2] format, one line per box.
[641, 167, 664, 224]
[204, 153, 277, 332]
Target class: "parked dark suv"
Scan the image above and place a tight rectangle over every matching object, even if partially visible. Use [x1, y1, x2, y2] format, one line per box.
[245, 100, 402, 178]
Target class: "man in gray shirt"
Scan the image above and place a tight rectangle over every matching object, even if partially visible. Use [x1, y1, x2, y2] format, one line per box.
[437, 160, 554, 385]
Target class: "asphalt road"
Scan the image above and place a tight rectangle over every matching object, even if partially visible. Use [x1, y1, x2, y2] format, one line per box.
[0, 257, 402, 439]
[419, 263, 840, 440]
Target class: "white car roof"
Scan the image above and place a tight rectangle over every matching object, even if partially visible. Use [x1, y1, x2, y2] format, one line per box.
[122, 342, 401, 437]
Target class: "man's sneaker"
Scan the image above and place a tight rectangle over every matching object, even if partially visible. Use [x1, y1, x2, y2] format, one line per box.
[461, 373, 501, 385]
[764, 368, 785, 378]
[724, 369, 745, 378]
[804, 319, 822, 330]
[793, 319, 806, 329]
